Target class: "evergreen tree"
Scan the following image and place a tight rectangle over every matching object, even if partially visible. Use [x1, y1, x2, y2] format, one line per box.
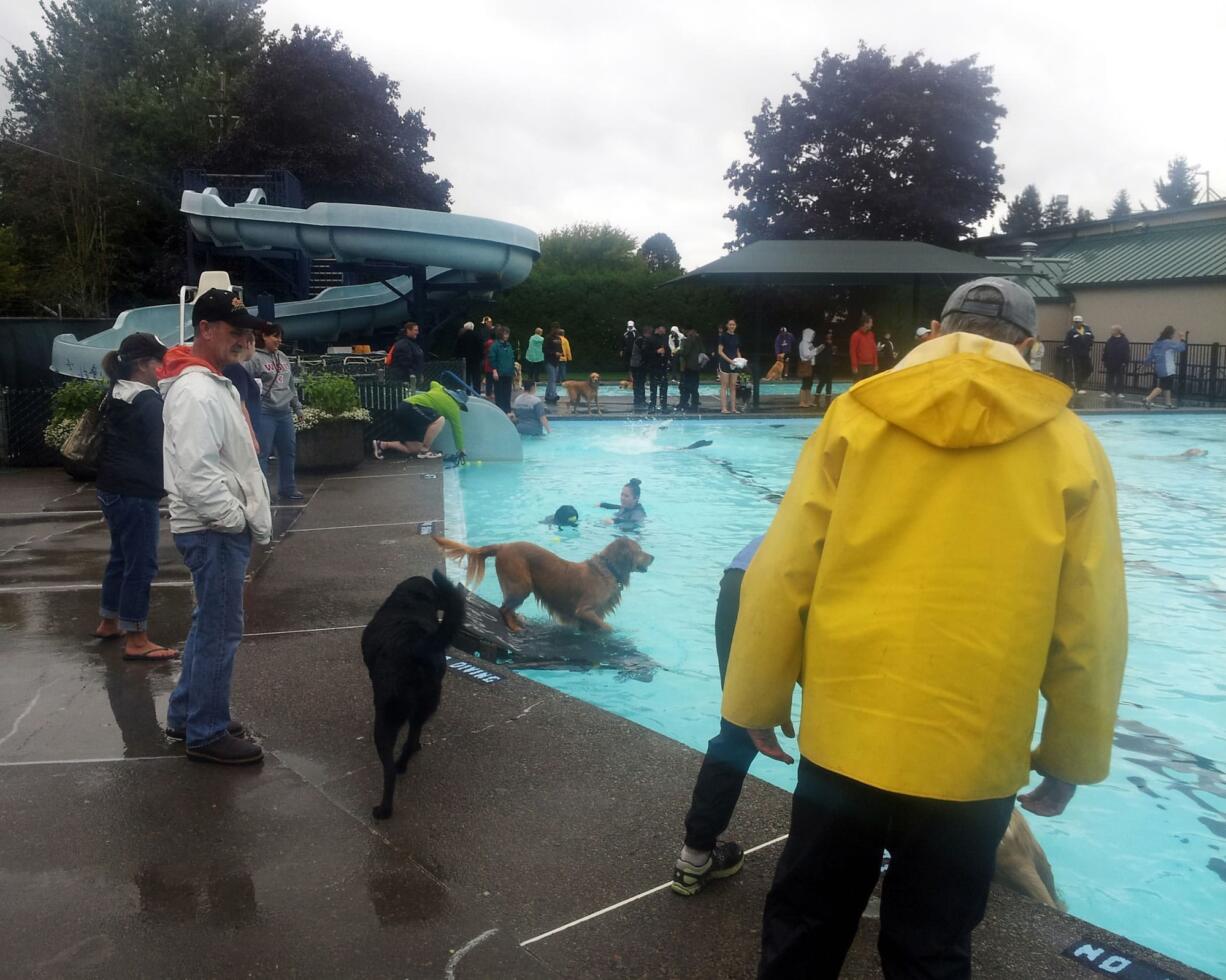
[1042, 196, 1072, 228]
[1154, 156, 1200, 209]
[1000, 184, 1043, 235]
[1074, 206, 1094, 224]
[1108, 189, 1132, 218]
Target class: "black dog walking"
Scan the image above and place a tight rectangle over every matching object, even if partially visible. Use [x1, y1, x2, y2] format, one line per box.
[362, 570, 466, 820]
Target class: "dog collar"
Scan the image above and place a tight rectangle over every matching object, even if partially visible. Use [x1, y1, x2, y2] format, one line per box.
[596, 556, 628, 586]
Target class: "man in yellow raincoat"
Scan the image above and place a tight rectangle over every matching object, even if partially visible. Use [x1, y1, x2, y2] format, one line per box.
[722, 277, 1127, 978]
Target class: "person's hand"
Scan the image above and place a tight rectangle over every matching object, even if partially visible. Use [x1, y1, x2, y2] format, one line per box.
[748, 719, 796, 764]
[1018, 776, 1076, 816]
[492, 370, 499, 381]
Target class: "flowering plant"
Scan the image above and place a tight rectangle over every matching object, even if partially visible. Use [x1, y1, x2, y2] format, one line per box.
[294, 405, 372, 431]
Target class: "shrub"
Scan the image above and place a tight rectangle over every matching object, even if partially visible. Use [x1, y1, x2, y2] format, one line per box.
[300, 373, 360, 415]
[45, 379, 107, 450]
[50, 379, 107, 424]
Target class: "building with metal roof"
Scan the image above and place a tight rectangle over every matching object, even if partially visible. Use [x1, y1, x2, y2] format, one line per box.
[971, 200, 1226, 344]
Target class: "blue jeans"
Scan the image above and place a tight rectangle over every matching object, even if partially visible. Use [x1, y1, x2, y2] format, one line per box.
[545, 362, 559, 401]
[256, 411, 297, 495]
[97, 491, 161, 632]
[168, 529, 252, 748]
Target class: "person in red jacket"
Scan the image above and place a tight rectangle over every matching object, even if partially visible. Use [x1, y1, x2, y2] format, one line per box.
[849, 313, 878, 379]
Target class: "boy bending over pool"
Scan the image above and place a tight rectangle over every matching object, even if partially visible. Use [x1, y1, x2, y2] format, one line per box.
[671, 534, 767, 895]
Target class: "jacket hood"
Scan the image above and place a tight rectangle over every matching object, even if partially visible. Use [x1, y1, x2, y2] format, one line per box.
[159, 345, 221, 380]
[801, 328, 815, 342]
[849, 332, 1071, 449]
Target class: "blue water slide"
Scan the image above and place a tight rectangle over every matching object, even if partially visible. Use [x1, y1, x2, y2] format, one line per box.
[50, 190, 540, 378]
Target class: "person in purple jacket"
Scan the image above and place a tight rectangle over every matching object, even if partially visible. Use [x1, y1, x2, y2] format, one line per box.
[774, 327, 797, 378]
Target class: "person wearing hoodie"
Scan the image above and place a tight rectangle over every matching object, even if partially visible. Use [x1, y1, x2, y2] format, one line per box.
[724, 278, 1126, 978]
[774, 327, 796, 377]
[1063, 316, 1095, 393]
[250, 322, 304, 501]
[94, 331, 174, 661]
[489, 325, 516, 413]
[796, 328, 817, 408]
[1142, 325, 1187, 409]
[160, 288, 272, 765]
[1101, 325, 1131, 400]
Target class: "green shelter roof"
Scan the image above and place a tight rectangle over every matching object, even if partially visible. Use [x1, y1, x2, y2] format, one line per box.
[673, 240, 1011, 286]
[985, 257, 1072, 302]
[1045, 223, 1226, 286]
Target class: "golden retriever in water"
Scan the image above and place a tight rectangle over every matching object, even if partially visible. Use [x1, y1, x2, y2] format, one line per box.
[618, 379, 633, 389]
[562, 372, 602, 414]
[433, 535, 652, 631]
[993, 808, 1061, 908]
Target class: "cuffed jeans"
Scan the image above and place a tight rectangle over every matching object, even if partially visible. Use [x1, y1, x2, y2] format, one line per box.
[167, 529, 252, 748]
[760, 761, 1014, 980]
[256, 411, 297, 496]
[97, 491, 161, 631]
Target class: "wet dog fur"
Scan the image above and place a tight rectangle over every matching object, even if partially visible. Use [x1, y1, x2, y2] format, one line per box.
[433, 535, 653, 631]
[361, 569, 466, 820]
[993, 808, 1062, 908]
[562, 373, 602, 414]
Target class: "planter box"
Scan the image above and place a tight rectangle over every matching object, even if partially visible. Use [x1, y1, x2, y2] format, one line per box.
[295, 419, 365, 473]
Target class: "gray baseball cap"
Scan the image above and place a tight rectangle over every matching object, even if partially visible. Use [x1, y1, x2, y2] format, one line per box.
[940, 277, 1037, 337]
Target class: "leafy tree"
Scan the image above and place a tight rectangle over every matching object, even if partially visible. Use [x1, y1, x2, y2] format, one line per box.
[1154, 156, 1200, 209]
[1000, 184, 1044, 235]
[1041, 196, 1072, 228]
[0, 0, 267, 313]
[1108, 189, 1132, 218]
[638, 232, 681, 273]
[1074, 206, 1094, 224]
[537, 223, 639, 272]
[725, 45, 1006, 248]
[490, 224, 733, 368]
[220, 27, 450, 209]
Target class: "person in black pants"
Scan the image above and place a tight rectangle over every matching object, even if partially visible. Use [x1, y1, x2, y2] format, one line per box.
[671, 536, 764, 896]
[648, 324, 671, 411]
[1102, 325, 1130, 400]
[454, 321, 485, 393]
[761, 762, 1014, 979]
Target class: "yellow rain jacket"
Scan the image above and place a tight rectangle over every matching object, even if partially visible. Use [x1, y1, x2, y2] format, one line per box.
[722, 332, 1127, 801]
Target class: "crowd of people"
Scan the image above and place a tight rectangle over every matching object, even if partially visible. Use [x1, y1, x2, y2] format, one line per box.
[88, 275, 1197, 977]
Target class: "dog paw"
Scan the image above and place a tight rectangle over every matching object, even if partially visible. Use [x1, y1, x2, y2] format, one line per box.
[372, 804, 392, 820]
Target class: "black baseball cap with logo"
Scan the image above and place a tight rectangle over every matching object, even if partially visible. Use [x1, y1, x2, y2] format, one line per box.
[192, 288, 264, 331]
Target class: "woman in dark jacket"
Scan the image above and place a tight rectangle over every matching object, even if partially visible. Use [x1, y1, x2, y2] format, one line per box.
[94, 332, 176, 660]
[1102, 325, 1131, 400]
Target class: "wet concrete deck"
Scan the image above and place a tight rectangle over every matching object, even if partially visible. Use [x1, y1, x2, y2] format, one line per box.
[0, 463, 1210, 978]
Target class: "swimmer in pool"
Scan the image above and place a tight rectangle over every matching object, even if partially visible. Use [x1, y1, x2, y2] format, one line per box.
[1137, 448, 1209, 460]
[598, 478, 646, 526]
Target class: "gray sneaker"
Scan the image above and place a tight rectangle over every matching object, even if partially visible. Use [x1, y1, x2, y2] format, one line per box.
[671, 841, 744, 896]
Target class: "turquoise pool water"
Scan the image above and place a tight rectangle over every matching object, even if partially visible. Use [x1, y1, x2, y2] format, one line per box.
[446, 415, 1226, 975]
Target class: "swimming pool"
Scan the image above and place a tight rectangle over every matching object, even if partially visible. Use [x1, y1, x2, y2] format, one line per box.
[446, 414, 1226, 976]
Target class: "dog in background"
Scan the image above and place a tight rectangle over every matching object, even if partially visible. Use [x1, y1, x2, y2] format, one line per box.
[762, 356, 785, 381]
[561, 372, 602, 414]
[362, 569, 466, 820]
[434, 535, 652, 632]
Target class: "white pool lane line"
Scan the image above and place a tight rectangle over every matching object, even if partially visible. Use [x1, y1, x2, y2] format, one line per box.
[518, 833, 790, 948]
[243, 624, 364, 638]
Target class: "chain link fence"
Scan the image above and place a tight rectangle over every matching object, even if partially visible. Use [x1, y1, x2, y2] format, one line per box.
[0, 388, 60, 466]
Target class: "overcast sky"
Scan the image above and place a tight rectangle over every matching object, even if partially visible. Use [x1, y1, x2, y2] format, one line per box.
[2, 0, 1224, 267]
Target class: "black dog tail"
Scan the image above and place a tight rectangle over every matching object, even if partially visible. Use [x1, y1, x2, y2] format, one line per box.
[432, 569, 467, 649]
